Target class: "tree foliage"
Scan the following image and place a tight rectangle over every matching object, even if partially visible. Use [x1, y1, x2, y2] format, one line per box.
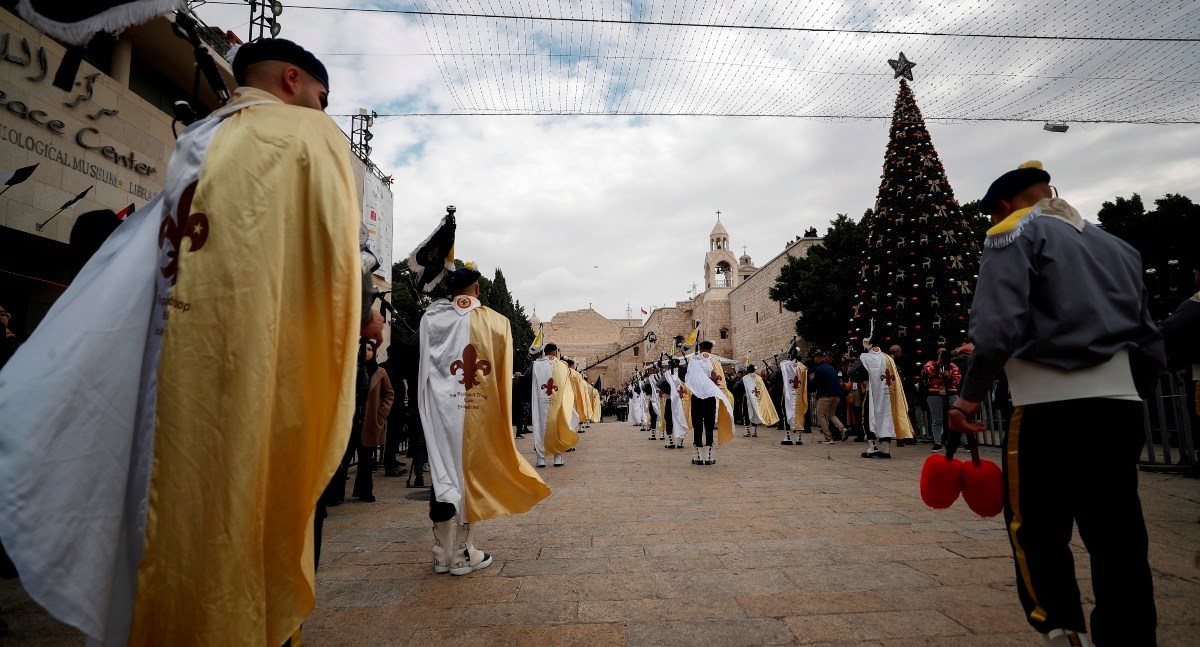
[387, 261, 535, 361]
[1098, 192, 1200, 320]
[770, 212, 868, 350]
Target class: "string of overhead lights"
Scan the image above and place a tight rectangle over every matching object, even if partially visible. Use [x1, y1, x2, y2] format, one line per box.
[200, 1, 1200, 123]
[201, 1, 1200, 41]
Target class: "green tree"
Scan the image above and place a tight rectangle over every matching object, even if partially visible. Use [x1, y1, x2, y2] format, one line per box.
[389, 261, 445, 341]
[1098, 193, 1198, 319]
[388, 261, 537, 359]
[770, 212, 868, 349]
[511, 298, 536, 371]
[485, 268, 535, 362]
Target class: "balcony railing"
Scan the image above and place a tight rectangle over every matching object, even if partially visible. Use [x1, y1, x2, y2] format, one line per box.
[185, 2, 231, 57]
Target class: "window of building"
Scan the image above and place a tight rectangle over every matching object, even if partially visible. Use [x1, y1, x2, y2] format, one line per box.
[755, 312, 759, 324]
[633, 346, 639, 356]
[779, 302, 783, 314]
[719, 328, 728, 339]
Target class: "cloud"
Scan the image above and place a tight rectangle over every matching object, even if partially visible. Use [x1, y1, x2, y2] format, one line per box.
[195, 1, 1200, 321]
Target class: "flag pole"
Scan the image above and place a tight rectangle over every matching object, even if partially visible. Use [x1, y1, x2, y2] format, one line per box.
[0, 185, 13, 197]
[35, 205, 70, 232]
[35, 186, 92, 232]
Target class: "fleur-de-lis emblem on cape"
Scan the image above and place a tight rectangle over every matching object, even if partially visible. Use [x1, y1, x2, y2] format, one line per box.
[541, 377, 558, 397]
[677, 384, 687, 399]
[789, 375, 802, 390]
[159, 182, 210, 285]
[450, 343, 491, 391]
[752, 386, 761, 399]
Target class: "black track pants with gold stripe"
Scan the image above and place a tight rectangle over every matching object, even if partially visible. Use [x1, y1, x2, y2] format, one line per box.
[1003, 398, 1157, 645]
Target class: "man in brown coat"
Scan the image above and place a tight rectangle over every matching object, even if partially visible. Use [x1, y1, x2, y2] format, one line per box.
[353, 339, 395, 503]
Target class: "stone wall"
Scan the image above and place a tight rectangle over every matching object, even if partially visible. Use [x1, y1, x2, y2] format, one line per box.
[729, 238, 820, 367]
[539, 308, 640, 386]
[533, 236, 825, 388]
[0, 10, 174, 244]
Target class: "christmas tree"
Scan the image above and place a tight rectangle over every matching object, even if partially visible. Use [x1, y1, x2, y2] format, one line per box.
[850, 62, 978, 364]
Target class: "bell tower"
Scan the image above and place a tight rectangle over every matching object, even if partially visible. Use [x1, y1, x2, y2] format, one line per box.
[703, 212, 739, 290]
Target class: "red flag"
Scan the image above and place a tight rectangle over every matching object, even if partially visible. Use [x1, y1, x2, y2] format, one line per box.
[116, 203, 135, 220]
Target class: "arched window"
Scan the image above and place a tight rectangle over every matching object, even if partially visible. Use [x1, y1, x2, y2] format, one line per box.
[714, 261, 732, 287]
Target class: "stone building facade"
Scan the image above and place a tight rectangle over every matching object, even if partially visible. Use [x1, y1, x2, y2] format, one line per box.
[539, 218, 820, 386]
[729, 237, 820, 368]
[0, 7, 391, 343]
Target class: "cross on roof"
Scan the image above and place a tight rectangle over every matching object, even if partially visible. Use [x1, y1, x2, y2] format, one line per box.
[715, 210, 721, 220]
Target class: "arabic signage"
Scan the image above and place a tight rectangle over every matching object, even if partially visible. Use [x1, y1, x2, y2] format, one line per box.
[0, 27, 161, 203]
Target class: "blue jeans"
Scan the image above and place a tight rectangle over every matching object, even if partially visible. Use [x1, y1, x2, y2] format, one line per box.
[926, 394, 957, 444]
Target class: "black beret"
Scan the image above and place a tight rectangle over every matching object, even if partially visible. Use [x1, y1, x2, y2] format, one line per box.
[698, 340, 714, 351]
[233, 38, 329, 91]
[979, 162, 1051, 215]
[446, 267, 481, 292]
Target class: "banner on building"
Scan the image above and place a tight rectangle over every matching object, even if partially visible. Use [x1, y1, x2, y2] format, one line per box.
[362, 173, 393, 279]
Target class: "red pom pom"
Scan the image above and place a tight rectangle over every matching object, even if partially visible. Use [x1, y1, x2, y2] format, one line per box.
[961, 459, 1004, 518]
[920, 454, 963, 509]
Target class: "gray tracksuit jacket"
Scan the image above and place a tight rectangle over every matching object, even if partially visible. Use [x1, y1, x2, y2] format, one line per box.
[961, 198, 1164, 403]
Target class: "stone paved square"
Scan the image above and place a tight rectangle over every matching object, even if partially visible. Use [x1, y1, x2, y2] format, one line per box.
[2, 421, 1197, 645]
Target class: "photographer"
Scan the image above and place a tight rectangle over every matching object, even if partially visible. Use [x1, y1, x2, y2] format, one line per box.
[922, 348, 961, 451]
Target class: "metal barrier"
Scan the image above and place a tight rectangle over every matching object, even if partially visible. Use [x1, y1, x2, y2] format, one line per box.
[974, 371, 1197, 471]
[822, 372, 1198, 473]
[1140, 370, 1197, 471]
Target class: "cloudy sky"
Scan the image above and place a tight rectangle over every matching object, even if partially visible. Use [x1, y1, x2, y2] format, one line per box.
[196, 1, 1200, 321]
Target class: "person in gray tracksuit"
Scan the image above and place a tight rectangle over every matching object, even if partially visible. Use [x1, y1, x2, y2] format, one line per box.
[950, 161, 1164, 647]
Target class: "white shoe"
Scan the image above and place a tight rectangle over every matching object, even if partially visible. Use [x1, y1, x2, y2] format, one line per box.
[535, 456, 546, 468]
[449, 523, 493, 576]
[1044, 629, 1092, 647]
[432, 520, 457, 574]
[553, 454, 564, 467]
[876, 439, 892, 458]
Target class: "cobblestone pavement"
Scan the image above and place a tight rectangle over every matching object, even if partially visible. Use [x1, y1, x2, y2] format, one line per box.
[2, 421, 1198, 646]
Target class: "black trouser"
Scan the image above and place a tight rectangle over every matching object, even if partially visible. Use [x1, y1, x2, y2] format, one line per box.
[325, 435, 354, 505]
[352, 442, 374, 499]
[1003, 399, 1155, 645]
[662, 398, 673, 438]
[648, 405, 658, 433]
[692, 396, 716, 447]
[384, 417, 405, 471]
[313, 498, 327, 570]
[429, 489, 456, 522]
